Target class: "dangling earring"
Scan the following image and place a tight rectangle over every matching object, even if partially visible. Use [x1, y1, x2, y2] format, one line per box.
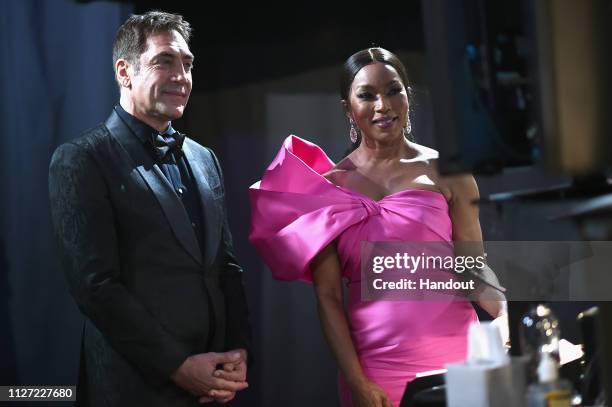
[349, 118, 360, 143]
[403, 117, 412, 138]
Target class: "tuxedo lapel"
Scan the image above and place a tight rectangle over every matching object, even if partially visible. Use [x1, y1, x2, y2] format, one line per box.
[183, 141, 221, 270]
[105, 112, 203, 265]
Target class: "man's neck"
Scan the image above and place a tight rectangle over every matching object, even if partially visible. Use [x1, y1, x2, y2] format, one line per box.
[118, 98, 169, 133]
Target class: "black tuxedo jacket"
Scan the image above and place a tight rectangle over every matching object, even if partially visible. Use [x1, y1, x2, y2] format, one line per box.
[49, 110, 250, 406]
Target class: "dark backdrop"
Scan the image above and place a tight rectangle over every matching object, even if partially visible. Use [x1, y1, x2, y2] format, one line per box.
[1, 1, 592, 406]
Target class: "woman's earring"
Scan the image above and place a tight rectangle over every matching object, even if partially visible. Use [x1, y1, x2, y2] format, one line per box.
[349, 118, 360, 143]
[403, 118, 412, 138]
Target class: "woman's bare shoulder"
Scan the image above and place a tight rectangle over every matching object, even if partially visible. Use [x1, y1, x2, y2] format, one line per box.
[437, 171, 479, 204]
[411, 142, 440, 159]
[404, 143, 456, 198]
[409, 143, 477, 187]
[322, 156, 356, 183]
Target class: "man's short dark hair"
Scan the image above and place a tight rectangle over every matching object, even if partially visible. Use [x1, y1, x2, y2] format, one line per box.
[112, 11, 192, 72]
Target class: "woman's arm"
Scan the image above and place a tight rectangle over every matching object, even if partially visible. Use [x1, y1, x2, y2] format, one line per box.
[311, 244, 392, 407]
[447, 174, 507, 318]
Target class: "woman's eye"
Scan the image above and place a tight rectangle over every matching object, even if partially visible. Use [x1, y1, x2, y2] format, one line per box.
[357, 93, 374, 100]
[389, 87, 402, 95]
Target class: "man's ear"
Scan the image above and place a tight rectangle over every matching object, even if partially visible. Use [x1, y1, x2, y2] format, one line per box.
[115, 58, 131, 88]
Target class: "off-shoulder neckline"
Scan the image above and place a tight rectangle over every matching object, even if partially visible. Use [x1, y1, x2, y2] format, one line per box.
[334, 182, 448, 204]
[285, 135, 448, 204]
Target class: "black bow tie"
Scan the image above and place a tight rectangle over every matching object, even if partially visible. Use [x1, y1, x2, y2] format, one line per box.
[150, 131, 185, 161]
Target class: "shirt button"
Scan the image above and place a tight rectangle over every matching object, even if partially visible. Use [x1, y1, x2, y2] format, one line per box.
[191, 222, 196, 228]
[177, 187, 184, 196]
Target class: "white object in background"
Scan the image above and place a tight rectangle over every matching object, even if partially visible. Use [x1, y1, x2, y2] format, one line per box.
[467, 321, 510, 365]
[446, 321, 521, 407]
[526, 352, 572, 407]
[559, 338, 583, 365]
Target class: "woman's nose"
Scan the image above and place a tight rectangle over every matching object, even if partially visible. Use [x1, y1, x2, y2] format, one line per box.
[375, 95, 390, 112]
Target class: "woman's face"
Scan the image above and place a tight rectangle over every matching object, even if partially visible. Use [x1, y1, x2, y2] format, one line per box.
[347, 62, 409, 143]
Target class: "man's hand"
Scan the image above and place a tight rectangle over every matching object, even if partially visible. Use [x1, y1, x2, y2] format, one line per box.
[214, 348, 247, 381]
[198, 349, 248, 404]
[171, 351, 248, 403]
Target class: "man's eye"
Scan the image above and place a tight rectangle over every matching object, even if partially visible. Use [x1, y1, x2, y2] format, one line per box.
[184, 63, 194, 71]
[389, 87, 402, 95]
[357, 93, 374, 100]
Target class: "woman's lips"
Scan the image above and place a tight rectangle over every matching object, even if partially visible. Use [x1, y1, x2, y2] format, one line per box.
[372, 117, 396, 129]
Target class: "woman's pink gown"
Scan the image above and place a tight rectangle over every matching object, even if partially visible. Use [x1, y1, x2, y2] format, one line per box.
[249, 136, 477, 407]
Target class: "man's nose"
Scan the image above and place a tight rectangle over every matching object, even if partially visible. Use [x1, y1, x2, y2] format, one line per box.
[171, 63, 189, 82]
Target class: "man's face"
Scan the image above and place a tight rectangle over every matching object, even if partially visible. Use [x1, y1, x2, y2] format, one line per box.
[127, 30, 194, 129]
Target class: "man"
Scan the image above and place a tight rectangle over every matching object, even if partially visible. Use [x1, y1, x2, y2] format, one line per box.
[49, 11, 250, 406]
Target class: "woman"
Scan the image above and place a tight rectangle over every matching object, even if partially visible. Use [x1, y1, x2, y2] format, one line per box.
[249, 48, 506, 407]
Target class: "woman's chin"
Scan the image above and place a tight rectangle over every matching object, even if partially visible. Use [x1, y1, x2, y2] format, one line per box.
[365, 129, 404, 143]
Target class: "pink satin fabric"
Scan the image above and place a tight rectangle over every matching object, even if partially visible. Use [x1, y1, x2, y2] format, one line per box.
[249, 135, 477, 406]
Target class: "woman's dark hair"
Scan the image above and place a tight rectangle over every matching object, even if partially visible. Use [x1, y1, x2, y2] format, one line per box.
[340, 47, 410, 101]
[340, 47, 414, 150]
